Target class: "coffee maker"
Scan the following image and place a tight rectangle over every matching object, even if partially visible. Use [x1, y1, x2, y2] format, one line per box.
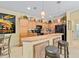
[35, 25, 44, 35]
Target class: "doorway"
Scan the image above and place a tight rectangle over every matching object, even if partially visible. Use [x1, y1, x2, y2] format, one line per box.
[67, 11, 79, 57]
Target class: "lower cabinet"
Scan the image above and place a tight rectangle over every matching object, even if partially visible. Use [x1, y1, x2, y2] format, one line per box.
[33, 41, 49, 58]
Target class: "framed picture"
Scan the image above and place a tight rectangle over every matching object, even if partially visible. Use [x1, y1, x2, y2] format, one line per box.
[0, 13, 16, 34]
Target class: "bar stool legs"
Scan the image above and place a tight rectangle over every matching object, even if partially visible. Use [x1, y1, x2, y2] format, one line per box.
[0, 48, 1, 55]
[67, 46, 69, 58]
[58, 43, 62, 54]
[64, 46, 69, 58]
[64, 46, 66, 58]
[60, 46, 62, 54]
[58, 40, 69, 58]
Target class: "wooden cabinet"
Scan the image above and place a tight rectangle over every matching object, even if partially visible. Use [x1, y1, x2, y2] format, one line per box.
[20, 19, 28, 38]
[19, 18, 56, 46]
[20, 19, 37, 38]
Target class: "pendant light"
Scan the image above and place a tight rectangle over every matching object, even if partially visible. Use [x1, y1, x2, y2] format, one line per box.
[41, 1, 46, 18]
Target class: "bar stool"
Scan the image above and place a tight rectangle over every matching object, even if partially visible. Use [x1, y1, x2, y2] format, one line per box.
[0, 35, 12, 57]
[45, 45, 60, 58]
[58, 40, 69, 58]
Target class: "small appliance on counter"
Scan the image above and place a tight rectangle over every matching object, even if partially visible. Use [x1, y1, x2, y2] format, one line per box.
[34, 25, 44, 35]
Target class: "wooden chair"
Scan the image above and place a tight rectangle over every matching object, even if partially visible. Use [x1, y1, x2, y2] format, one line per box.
[0, 34, 12, 57]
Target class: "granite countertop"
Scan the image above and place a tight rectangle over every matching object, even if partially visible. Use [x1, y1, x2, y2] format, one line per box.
[21, 33, 63, 42]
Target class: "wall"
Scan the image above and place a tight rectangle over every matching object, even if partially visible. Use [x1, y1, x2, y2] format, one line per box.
[70, 10, 79, 40]
[0, 7, 27, 47]
[70, 10, 79, 23]
[67, 10, 79, 46]
[66, 11, 72, 45]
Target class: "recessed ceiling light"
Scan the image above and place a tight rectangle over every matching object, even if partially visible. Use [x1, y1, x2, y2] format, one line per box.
[27, 7, 31, 10]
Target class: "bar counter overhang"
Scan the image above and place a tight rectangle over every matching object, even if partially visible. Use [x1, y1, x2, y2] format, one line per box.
[22, 33, 63, 58]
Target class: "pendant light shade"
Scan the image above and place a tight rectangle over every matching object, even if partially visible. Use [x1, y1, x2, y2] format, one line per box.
[41, 1, 46, 18]
[41, 11, 45, 16]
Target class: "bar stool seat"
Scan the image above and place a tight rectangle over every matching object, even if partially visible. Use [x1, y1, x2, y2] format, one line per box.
[58, 40, 68, 46]
[45, 45, 60, 58]
[58, 40, 69, 58]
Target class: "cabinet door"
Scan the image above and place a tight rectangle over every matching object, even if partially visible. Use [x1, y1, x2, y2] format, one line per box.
[34, 41, 49, 58]
[20, 19, 28, 37]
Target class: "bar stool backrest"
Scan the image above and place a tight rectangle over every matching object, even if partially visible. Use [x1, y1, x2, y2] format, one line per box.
[0, 34, 5, 43]
[3, 35, 12, 46]
[3, 34, 12, 57]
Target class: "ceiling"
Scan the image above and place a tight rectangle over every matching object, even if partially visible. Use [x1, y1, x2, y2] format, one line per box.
[0, 1, 79, 20]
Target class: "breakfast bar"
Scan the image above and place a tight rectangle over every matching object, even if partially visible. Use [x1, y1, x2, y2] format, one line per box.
[22, 33, 63, 58]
